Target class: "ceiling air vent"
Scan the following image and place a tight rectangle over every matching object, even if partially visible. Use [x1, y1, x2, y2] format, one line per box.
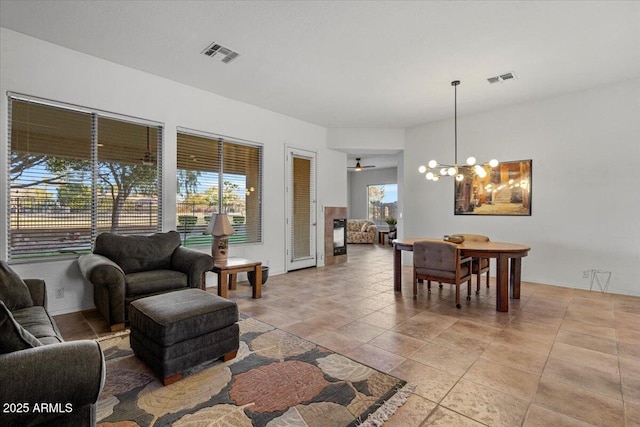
[201, 42, 240, 64]
[487, 71, 517, 84]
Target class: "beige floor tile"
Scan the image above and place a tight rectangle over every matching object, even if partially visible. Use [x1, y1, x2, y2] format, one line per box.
[555, 329, 618, 355]
[430, 329, 489, 356]
[382, 393, 436, 427]
[523, 404, 595, 427]
[389, 359, 458, 403]
[359, 310, 407, 329]
[626, 402, 640, 426]
[311, 330, 364, 354]
[441, 378, 529, 426]
[560, 318, 616, 341]
[421, 405, 485, 426]
[549, 342, 619, 375]
[335, 320, 386, 342]
[617, 328, 640, 346]
[622, 375, 640, 406]
[464, 358, 541, 401]
[409, 342, 480, 377]
[615, 311, 640, 330]
[564, 306, 615, 328]
[343, 343, 405, 373]
[369, 331, 426, 358]
[543, 356, 622, 400]
[252, 310, 300, 329]
[492, 328, 555, 356]
[480, 341, 549, 375]
[279, 321, 329, 341]
[534, 378, 625, 426]
[392, 316, 455, 341]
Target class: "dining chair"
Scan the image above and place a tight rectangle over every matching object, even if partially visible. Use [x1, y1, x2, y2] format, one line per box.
[413, 240, 473, 309]
[458, 233, 491, 294]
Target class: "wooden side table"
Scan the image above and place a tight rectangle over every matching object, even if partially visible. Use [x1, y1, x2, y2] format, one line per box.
[210, 258, 262, 299]
[378, 230, 390, 245]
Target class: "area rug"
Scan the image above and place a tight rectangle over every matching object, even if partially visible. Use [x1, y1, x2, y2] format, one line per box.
[96, 316, 413, 427]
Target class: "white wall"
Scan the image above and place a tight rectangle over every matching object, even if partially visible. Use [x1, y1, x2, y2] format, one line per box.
[348, 167, 398, 219]
[0, 28, 347, 314]
[327, 128, 404, 151]
[404, 78, 640, 296]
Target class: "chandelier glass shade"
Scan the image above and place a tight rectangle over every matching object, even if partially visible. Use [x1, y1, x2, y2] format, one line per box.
[418, 80, 498, 182]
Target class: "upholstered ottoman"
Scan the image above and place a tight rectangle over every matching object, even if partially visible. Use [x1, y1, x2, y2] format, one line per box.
[129, 288, 239, 385]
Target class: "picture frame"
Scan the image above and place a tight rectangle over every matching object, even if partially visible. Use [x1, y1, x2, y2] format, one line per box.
[454, 159, 532, 216]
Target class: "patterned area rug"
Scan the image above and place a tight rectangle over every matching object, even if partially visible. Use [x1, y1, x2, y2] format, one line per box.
[96, 316, 412, 426]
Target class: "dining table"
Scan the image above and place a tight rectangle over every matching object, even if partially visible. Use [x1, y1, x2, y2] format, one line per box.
[393, 238, 531, 312]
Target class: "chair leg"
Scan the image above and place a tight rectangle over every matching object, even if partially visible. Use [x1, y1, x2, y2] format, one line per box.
[486, 269, 490, 288]
[427, 280, 432, 293]
[455, 284, 461, 309]
[413, 272, 418, 298]
[476, 270, 481, 294]
[466, 279, 472, 301]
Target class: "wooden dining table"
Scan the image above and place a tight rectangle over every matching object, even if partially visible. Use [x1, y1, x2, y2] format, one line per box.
[393, 238, 530, 312]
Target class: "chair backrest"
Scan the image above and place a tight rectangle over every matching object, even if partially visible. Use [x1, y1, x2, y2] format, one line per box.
[413, 240, 459, 272]
[458, 233, 490, 242]
[94, 231, 181, 274]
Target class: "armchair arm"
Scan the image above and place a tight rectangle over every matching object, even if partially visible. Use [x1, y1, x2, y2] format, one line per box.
[23, 278, 46, 307]
[0, 340, 105, 426]
[171, 247, 214, 289]
[78, 253, 125, 291]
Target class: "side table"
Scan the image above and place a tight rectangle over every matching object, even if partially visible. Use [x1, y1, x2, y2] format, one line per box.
[378, 230, 390, 245]
[210, 258, 262, 299]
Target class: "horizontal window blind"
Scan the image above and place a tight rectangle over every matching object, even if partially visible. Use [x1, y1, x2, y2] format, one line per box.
[8, 95, 162, 260]
[176, 130, 262, 246]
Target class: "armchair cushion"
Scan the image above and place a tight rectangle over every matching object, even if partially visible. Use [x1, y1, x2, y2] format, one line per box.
[0, 260, 34, 310]
[126, 270, 188, 297]
[11, 305, 63, 345]
[0, 302, 42, 354]
[94, 231, 181, 274]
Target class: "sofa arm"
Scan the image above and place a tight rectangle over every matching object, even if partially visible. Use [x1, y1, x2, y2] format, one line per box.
[78, 253, 125, 291]
[0, 340, 105, 426]
[23, 278, 47, 307]
[171, 247, 214, 289]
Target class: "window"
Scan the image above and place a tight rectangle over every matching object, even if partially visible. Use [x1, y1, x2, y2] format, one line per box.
[176, 129, 262, 246]
[367, 183, 397, 226]
[8, 95, 162, 260]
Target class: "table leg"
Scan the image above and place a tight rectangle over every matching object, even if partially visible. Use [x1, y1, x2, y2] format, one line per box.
[253, 265, 262, 298]
[394, 245, 402, 292]
[229, 273, 237, 290]
[218, 271, 228, 298]
[510, 258, 522, 299]
[496, 254, 509, 312]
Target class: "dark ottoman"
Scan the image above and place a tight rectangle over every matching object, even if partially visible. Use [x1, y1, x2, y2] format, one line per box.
[129, 288, 239, 385]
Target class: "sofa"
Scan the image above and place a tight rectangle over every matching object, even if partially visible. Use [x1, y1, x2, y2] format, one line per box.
[78, 231, 214, 331]
[346, 219, 378, 244]
[0, 261, 105, 427]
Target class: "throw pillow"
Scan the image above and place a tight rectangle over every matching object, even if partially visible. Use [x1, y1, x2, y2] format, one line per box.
[0, 301, 42, 354]
[0, 261, 34, 310]
[361, 222, 369, 232]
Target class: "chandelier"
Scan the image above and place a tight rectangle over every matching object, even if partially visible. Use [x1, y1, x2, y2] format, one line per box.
[418, 80, 498, 182]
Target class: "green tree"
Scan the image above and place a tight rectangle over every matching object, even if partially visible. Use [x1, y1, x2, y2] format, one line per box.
[46, 157, 157, 232]
[57, 183, 91, 211]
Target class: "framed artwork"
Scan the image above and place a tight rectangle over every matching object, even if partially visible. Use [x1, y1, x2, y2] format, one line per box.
[454, 159, 532, 216]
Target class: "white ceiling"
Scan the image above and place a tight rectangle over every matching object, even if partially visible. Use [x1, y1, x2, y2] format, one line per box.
[2, 1, 639, 168]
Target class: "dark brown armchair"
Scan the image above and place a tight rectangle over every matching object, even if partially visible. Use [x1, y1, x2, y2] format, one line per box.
[413, 240, 473, 309]
[458, 233, 491, 293]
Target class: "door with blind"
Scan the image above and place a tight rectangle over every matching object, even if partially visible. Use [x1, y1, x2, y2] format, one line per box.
[285, 148, 317, 271]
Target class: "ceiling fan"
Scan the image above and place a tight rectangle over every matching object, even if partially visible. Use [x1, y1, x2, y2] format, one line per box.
[140, 127, 156, 166]
[348, 158, 375, 171]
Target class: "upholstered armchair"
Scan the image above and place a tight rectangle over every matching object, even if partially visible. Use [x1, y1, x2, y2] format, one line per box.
[458, 233, 491, 293]
[413, 240, 473, 309]
[78, 231, 213, 331]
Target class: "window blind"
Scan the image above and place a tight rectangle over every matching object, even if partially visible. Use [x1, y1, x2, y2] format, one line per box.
[7, 95, 163, 260]
[176, 129, 262, 246]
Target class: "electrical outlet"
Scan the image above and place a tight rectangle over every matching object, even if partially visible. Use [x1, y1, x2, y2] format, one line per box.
[582, 270, 591, 279]
[55, 288, 64, 299]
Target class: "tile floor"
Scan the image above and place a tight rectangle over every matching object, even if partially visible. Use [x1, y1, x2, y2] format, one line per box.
[54, 244, 640, 426]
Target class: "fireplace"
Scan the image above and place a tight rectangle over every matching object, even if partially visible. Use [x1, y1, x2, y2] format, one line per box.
[333, 219, 347, 256]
